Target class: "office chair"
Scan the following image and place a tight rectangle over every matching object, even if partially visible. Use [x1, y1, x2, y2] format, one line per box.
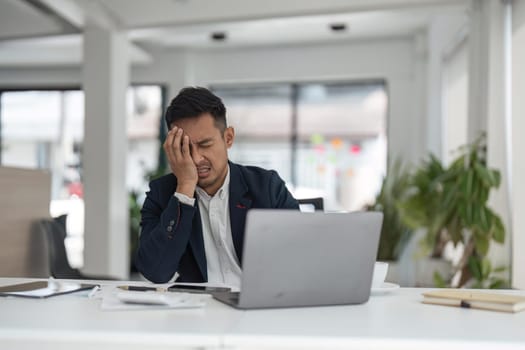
[36, 216, 116, 280]
[297, 197, 324, 211]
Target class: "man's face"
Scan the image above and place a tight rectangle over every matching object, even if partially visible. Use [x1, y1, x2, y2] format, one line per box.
[171, 113, 234, 196]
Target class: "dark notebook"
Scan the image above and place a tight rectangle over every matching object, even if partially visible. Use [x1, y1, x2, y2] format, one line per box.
[0, 280, 97, 298]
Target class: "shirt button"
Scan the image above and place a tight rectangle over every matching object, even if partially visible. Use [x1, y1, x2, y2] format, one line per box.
[167, 226, 173, 232]
[169, 220, 175, 225]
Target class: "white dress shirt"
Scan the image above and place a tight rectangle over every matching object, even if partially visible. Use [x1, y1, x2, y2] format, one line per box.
[174, 166, 242, 288]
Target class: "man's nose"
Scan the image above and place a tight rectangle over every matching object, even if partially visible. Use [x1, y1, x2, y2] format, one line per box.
[191, 147, 204, 163]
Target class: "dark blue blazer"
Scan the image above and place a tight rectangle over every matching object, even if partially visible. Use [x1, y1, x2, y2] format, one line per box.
[135, 161, 299, 283]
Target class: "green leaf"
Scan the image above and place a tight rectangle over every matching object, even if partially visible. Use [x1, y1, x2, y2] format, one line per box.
[433, 271, 447, 288]
[471, 203, 481, 228]
[459, 172, 468, 198]
[468, 256, 482, 281]
[441, 184, 458, 210]
[447, 217, 463, 244]
[479, 187, 489, 204]
[492, 170, 501, 188]
[492, 214, 505, 244]
[471, 177, 481, 203]
[450, 154, 465, 171]
[475, 235, 490, 256]
[493, 265, 507, 273]
[481, 258, 492, 280]
[489, 279, 507, 289]
[465, 202, 474, 226]
[474, 163, 492, 187]
[479, 207, 490, 231]
[368, 158, 414, 261]
[458, 201, 468, 224]
[465, 169, 474, 199]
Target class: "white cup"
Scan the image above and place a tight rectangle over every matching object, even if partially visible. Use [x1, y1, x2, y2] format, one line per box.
[372, 262, 389, 288]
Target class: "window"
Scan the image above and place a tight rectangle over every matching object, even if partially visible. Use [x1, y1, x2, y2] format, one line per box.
[0, 85, 164, 267]
[213, 81, 388, 211]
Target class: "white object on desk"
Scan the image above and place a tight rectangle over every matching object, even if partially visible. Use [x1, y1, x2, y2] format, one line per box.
[371, 282, 400, 295]
[371, 261, 389, 288]
[99, 287, 207, 311]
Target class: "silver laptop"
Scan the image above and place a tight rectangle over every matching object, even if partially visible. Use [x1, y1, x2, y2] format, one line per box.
[212, 209, 383, 309]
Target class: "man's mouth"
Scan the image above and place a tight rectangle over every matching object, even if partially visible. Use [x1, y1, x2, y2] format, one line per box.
[197, 166, 211, 177]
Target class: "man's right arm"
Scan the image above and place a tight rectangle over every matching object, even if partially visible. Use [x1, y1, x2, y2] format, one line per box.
[135, 183, 196, 283]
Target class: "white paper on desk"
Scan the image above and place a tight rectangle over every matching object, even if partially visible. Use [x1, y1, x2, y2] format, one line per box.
[99, 287, 207, 311]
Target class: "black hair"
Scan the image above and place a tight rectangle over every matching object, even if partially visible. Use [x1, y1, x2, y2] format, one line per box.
[165, 87, 227, 131]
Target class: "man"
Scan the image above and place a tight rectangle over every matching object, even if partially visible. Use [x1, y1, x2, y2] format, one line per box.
[135, 87, 299, 285]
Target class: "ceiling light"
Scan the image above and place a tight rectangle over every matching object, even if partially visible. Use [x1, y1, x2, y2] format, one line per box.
[330, 23, 347, 32]
[211, 32, 227, 41]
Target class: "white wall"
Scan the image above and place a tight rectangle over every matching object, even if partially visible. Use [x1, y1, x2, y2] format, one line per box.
[132, 50, 189, 99]
[512, 0, 525, 289]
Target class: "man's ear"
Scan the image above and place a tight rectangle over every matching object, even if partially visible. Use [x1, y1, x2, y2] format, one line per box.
[224, 127, 235, 148]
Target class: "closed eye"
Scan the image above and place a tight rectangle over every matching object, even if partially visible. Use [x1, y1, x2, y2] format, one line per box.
[195, 138, 214, 148]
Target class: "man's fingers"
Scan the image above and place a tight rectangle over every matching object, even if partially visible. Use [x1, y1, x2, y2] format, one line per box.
[172, 128, 183, 149]
[163, 127, 197, 184]
[172, 127, 184, 161]
[163, 127, 176, 160]
[182, 134, 191, 158]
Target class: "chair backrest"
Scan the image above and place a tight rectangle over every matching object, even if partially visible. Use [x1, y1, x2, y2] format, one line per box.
[297, 197, 324, 211]
[37, 218, 83, 279]
[38, 216, 117, 280]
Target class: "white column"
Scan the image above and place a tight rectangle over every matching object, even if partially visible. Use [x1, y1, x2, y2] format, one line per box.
[442, 39, 469, 165]
[425, 18, 445, 158]
[426, 14, 466, 160]
[411, 31, 428, 165]
[467, 0, 491, 141]
[82, 25, 129, 279]
[512, 0, 525, 289]
[468, 0, 512, 277]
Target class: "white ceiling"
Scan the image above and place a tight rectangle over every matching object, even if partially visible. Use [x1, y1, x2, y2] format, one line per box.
[129, 8, 457, 49]
[0, 0, 66, 39]
[0, 0, 469, 66]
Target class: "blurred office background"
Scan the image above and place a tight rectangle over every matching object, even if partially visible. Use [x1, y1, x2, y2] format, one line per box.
[0, 0, 523, 287]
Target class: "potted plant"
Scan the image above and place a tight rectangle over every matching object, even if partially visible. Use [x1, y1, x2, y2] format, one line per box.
[366, 159, 413, 283]
[397, 134, 507, 288]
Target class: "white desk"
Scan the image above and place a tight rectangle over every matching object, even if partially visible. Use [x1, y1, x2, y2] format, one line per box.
[1, 278, 524, 350]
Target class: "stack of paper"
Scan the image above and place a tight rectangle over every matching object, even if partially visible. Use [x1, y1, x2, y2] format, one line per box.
[422, 289, 525, 313]
[99, 288, 207, 311]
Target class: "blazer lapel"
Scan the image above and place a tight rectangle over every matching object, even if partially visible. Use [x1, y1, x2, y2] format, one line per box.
[188, 202, 207, 281]
[229, 163, 252, 266]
